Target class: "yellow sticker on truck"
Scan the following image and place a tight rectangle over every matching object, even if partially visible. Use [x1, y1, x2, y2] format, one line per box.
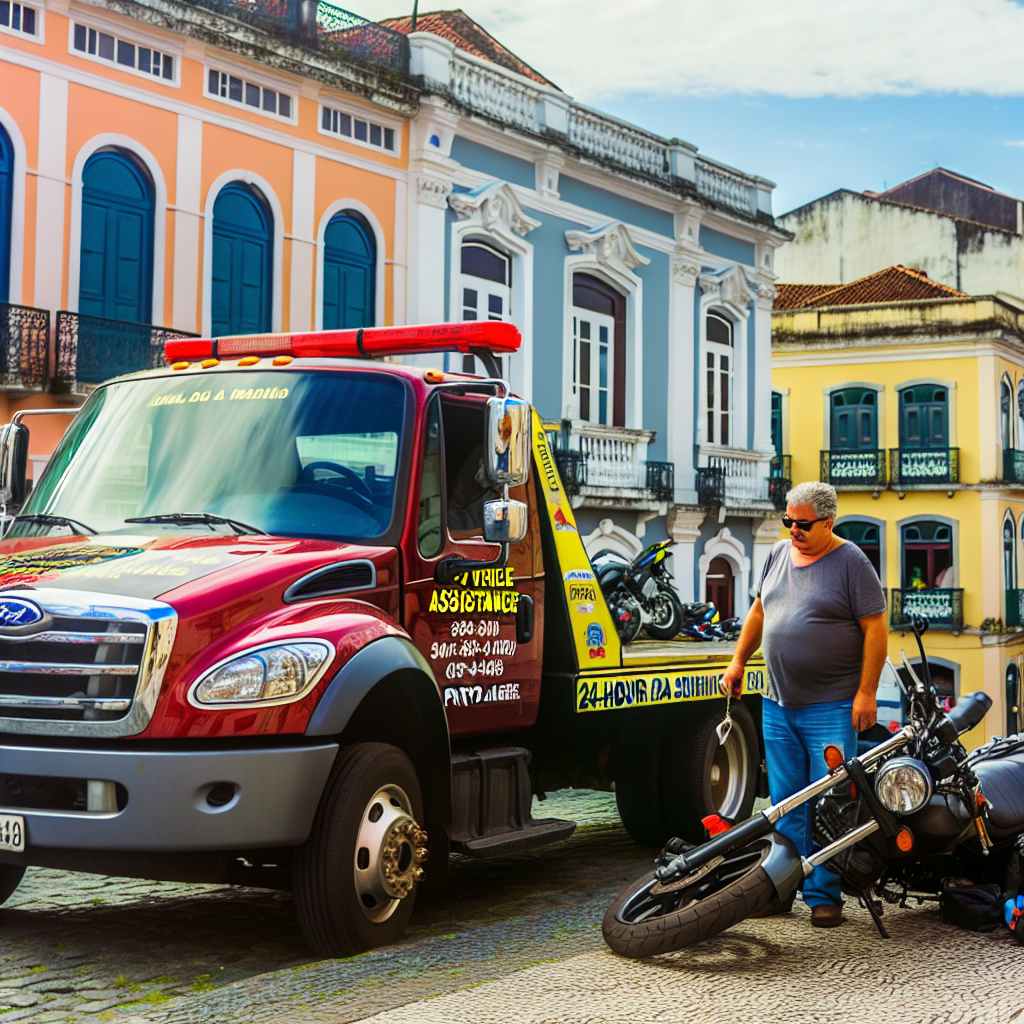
[575, 666, 765, 713]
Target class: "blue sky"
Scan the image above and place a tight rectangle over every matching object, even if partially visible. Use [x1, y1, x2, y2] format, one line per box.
[352, 0, 1024, 214]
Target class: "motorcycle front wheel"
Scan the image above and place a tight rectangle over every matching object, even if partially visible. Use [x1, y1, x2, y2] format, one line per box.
[644, 589, 685, 640]
[602, 838, 779, 959]
[610, 590, 643, 644]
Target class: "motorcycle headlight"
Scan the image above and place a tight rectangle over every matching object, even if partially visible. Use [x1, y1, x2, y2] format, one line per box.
[874, 757, 933, 815]
[189, 640, 334, 708]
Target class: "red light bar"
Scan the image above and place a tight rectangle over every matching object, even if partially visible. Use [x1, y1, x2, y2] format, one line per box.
[165, 322, 521, 364]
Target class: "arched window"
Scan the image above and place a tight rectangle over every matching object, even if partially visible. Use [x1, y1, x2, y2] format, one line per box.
[770, 391, 783, 457]
[1001, 380, 1013, 451]
[211, 183, 273, 336]
[1017, 381, 1024, 453]
[836, 520, 881, 578]
[899, 384, 948, 449]
[831, 387, 877, 450]
[571, 273, 625, 426]
[901, 520, 953, 589]
[0, 123, 13, 303]
[79, 147, 155, 323]
[458, 240, 511, 375]
[705, 556, 735, 618]
[1007, 663, 1022, 736]
[322, 210, 375, 330]
[706, 312, 733, 446]
[1005, 515, 1017, 591]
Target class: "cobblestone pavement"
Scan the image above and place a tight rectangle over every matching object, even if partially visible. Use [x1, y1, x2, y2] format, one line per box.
[3, 790, 1022, 1024]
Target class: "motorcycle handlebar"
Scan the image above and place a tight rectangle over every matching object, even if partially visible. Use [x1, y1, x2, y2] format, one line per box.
[947, 691, 992, 735]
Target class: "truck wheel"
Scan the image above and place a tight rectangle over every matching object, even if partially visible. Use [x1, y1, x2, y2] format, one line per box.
[0, 865, 25, 905]
[615, 702, 758, 848]
[293, 743, 428, 958]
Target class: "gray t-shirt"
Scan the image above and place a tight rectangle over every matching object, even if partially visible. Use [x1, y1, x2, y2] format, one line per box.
[758, 539, 887, 707]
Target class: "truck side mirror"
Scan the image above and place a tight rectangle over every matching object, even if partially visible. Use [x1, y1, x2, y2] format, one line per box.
[483, 498, 528, 544]
[484, 397, 530, 488]
[0, 422, 29, 509]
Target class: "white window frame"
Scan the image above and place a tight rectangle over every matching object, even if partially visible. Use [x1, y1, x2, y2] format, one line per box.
[696, 297, 747, 452]
[317, 101, 401, 158]
[204, 64, 298, 125]
[67, 17, 181, 87]
[705, 310, 734, 447]
[896, 513, 959, 590]
[1, 0, 43, 43]
[456, 239, 512, 375]
[571, 304, 616, 426]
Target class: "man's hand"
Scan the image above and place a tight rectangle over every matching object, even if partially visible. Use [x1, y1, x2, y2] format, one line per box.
[721, 660, 744, 700]
[852, 689, 877, 732]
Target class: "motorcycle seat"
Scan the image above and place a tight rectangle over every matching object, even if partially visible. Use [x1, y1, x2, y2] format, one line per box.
[974, 753, 1024, 840]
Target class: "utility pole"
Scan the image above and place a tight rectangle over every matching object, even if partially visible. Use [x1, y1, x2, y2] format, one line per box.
[411, 0, 418, 31]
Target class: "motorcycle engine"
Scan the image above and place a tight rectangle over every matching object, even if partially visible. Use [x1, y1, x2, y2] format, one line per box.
[813, 783, 887, 894]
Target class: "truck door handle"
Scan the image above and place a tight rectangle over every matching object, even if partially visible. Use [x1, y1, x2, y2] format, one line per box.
[516, 594, 534, 644]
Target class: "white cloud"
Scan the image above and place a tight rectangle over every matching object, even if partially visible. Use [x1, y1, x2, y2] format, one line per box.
[1006, 140, 1024, 147]
[349, 0, 1024, 101]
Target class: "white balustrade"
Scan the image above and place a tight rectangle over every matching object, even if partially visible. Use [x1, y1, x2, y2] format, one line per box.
[707, 454, 772, 505]
[694, 161, 757, 217]
[449, 58, 543, 134]
[566, 107, 669, 182]
[568, 422, 652, 492]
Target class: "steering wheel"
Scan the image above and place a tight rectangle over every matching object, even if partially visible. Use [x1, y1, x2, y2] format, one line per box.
[301, 461, 376, 514]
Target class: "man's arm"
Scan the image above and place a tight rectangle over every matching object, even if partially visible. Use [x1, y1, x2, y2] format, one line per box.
[853, 611, 888, 732]
[722, 598, 764, 699]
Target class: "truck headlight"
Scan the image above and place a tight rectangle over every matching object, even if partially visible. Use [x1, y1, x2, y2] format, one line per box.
[874, 757, 933, 815]
[189, 641, 334, 707]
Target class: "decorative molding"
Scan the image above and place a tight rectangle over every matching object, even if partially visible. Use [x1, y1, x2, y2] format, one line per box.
[752, 516, 784, 543]
[672, 255, 702, 287]
[565, 221, 651, 273]
[754, 281, 778, 311]
[448, 180, 541, 237]
[667, 507, 706, 542]
[535, 152, 564, 200]
[416, 175, 453, 208]
[698, 264, 757, 307]
[582, 518, 643, 560]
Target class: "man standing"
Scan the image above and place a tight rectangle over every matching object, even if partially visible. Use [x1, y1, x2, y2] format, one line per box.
[722, 481, 887, 928]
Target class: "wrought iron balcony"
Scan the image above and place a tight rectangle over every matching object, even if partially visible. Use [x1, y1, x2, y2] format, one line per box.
[889, 448, 959, 488]
[696, 465, 725, 507]
[1007, 589, 1024, 629]
[820, 449, 887, 488]
[0, 302, 49, 391]
[1004, 449, 1024, 485]
[553, 450, 586, 498]
[55, 312, 197, 395]
[646, 461, 675, 502]
[890, 588, 964, 632]
[769, 454, 791, 512]
[189, 0, 410, 75]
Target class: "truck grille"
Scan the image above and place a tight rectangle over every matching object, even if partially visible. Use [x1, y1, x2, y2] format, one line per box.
[0, 589, 177, 737]
[0, 615, 148, 721]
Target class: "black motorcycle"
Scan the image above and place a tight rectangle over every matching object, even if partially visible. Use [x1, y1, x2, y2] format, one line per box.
[603, 616, 1024, 957]
[592, 539, 687, 643]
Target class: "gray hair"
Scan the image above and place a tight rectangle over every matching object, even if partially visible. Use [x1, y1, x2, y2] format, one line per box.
[785, 481, 838, 519]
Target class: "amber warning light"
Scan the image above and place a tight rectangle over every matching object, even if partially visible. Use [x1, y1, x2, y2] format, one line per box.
[164, 322, 522, 364]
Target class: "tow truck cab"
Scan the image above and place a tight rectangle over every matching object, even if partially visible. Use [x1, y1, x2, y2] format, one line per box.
[0, 323, 765, 956]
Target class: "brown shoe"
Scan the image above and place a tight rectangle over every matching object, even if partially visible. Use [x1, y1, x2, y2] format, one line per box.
[810, 903, 844, 928]
[750, 894, 795, 918]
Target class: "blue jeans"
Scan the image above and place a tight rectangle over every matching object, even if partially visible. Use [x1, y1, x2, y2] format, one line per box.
[762, 697, 856, 907]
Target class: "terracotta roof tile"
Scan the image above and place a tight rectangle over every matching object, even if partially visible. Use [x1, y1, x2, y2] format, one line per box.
[775, 266, 968, 310]
[382, 9, 558, 88]
[774, 283, 839, 310]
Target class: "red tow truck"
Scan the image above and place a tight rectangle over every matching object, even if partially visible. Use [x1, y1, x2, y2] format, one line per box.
[0, 323, 766, 956]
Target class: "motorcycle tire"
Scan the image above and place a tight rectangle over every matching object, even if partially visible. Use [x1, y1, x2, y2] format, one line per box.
[0, 865, 25, 906]
[602, 838, 778, 959]
[644, 589, 685, 640]
[610, 591, 643, 644]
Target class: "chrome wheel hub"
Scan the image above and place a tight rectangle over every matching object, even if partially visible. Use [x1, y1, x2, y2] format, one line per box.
[354, 784, 428, 923]
[710, 720, 749, 820]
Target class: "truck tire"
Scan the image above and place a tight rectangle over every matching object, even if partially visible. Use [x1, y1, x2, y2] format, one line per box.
[615, 701, 758, 848]
[293, 742, 427, 958]
[0, 865, 25, 905]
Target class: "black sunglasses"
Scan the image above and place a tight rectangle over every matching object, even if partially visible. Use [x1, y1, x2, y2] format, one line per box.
[781, 516, 829, 531]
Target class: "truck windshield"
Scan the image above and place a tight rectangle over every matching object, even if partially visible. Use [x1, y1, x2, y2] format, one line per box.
[18, 370, 407, 541]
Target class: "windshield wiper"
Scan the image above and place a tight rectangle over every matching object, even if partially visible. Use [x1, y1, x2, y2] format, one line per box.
[124, 512, 267, 536]
[12, 513, 97, 535]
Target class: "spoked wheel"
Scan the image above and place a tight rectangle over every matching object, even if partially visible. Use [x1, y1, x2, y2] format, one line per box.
[644, 590, 684, 640]
[610, 590, 643, 644]
[602, 837, 781, 959]
[294, 743, 428, 957]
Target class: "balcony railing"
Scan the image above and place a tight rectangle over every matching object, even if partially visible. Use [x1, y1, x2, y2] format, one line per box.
[769, 454, 791, 512]
[189, 0, 410, 75]
[56, 311, 197, 394]
[0, 301, 49, 391]
[553, 450, 587, 497]
[890, 588, 964, 632]
[698, 453, 776, 507]
[1007, 589, 1024, 628]
[1004, 449, 1024, 485]
[889, 447, 959, 487]
[450, 57, 544, 133]
[696, 466, 724, 506]
[820, 449, 887, 488]
[646, 461, 674, 502]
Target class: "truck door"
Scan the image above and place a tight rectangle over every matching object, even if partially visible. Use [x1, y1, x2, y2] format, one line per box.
[404, 390, 544, 739]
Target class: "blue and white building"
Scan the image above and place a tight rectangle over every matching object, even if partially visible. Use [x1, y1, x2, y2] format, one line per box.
[399, 15, 791, 615]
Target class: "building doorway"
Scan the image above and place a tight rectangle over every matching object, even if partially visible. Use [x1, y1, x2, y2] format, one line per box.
[705, 556, 735, 618]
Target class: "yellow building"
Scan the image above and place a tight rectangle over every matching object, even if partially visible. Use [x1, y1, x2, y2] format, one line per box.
[772, 266, 1024, 747]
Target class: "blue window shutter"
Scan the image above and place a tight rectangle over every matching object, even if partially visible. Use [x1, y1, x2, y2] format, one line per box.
[323, 211, 375, 329]
[0, 124, 12, 303]
[211, 183, 272, 335]
[79, 149, 154, 323]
